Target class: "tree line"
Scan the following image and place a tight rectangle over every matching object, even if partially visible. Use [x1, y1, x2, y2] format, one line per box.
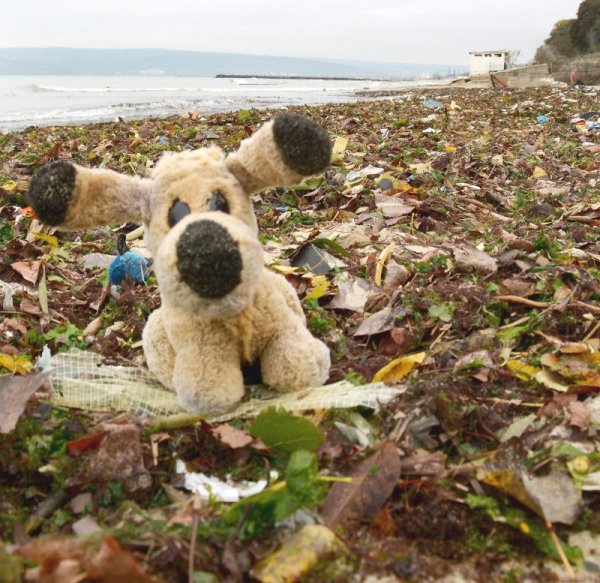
[535, 0, 600, 63]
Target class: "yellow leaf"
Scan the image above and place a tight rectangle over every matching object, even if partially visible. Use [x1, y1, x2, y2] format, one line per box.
[372, 352, 426, 383]
[270, 265, 299, 275]
[252, 525, 345, 583]
[534, 370, 569, 392]
[540, 352, 562, 371]
[304, 275, 330, 301]
[311, 275, 329, 288]
[31, 231, 58, 248]
[0, 354, 33, 375]
[2, 180, 18, 192]
[532, 166, 548, 179]
[506, 359, 540, 380]
[375, 242, 396, 287]
[331, 136, 349, 164]
[38, 266, 49, 314]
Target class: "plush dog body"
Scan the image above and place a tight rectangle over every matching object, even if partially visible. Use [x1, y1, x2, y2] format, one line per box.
[28, 113, 332, 413]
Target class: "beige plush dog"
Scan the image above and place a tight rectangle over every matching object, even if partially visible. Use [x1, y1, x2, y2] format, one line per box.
[28, 113, 332, 413]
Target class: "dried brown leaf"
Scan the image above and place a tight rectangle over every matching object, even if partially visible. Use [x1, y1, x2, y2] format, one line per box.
[321, 441, 401, 529]
[0, 371, 48, 433]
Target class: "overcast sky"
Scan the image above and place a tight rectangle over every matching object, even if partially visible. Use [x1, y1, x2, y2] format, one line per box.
[1, 0, 582, 65]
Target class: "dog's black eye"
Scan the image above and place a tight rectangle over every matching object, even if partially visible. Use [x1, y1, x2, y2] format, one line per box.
[169, 199, 191, 227]
[208, 190, 230, 214]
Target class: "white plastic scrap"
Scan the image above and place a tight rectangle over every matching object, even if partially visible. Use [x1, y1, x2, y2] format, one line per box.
[36, 345, 52, 372]
[176, 459, 277, 502]
[1, 280, 14, 311]
[346, 166, 384, 181]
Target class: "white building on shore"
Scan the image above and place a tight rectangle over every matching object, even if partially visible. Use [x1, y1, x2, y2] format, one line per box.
[469, 50, 510, 76]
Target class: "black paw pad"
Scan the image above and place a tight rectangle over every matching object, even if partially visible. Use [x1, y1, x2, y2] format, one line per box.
[28, 161, 77, 226]
[176, 220, 242, 299]
[273, 113, 332, 176]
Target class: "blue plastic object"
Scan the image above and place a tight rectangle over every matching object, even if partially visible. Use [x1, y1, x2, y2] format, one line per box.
[109, 251, 150, 285]
[537, 115, 550, 123]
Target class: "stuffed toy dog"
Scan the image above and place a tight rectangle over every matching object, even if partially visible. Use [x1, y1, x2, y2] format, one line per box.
[28, 113, 332, 414]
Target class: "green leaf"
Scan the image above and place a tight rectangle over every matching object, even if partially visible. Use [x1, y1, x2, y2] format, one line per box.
[466, 494, 583, 564]
[290, 176, 325, 191]
[497, 325, 529, 343]
[221, 450, 327, 540]
[312, 238, 351, 258]
[285, 450, 326, 505]
[249, 407, 324, 461]
[428, 302, 454, 323]
[238, 109, 251, 122]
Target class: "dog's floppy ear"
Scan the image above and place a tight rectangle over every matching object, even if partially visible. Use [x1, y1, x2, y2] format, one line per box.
[28, 161, 151, 230]
[225, 112, 331, 195]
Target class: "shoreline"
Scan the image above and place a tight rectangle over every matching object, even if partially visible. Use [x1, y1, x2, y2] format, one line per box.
[0, 75, 450, 133]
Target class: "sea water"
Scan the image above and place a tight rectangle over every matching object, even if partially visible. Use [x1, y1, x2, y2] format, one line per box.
[0, 75, 436, 131]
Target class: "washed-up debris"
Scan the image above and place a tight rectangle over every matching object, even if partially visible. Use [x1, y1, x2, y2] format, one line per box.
[108, 251, 150, 285]
[328, 277, 372, 312]
[252, 524, 346, 582]
[2, 87, 600, 582]
[477, 439, 582, 525]
[321, 441, 400, 529]
[0, 371, 49, 433]
[345, 166, 384, 181]
[422, 99, 444, 110]
[291, 243, 346, 275]
[177, 459, 273, 502]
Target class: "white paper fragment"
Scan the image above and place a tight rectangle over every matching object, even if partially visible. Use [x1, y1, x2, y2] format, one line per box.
[346, 166, 384, 181]
[80, 253, 115, 270]
[36, 345, 52, 372]
[72, 515, 102, 536]
[0, 280, 14, 311]
[177, 460, 276, 502]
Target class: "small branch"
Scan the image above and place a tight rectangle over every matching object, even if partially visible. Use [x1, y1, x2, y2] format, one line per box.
[318, 476, 353, 484]
[499, 316, 531, 330]
[573, 300, 600, 314]
[188, 494, 202, 583]
[566, 215, 595, 224]
[147, 412, 206, 435]
[495, 295, 551, 308]
[457, 196, 512, 222]
[545, 520, 575, 581]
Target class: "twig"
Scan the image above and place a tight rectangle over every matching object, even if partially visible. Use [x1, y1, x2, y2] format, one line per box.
[573, 300, 600, 314]
[188, 494, 202, 583]
[147, 412, 206, 435]
[566, 215, 595, 224]
[485, 397, 543, 408]
[583, 319, 600, 342]
[495, 295, 551, 308]
[545, 520, 576, 581]
[457, 196, 512, 222]
[499, 316, 530, 330]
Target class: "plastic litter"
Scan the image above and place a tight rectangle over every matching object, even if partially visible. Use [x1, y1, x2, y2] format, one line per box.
[422, 99, 444, 110]
[48, 349, 406, 418]
[108, 233, 151, 285]
[345, 166, 384, 181]
[177, 459, 277, 502]
[109, 251, 150, 285]
[537, 115, 550, 123]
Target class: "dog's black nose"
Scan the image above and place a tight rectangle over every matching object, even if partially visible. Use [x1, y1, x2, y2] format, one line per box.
[176, 220, 242, 298]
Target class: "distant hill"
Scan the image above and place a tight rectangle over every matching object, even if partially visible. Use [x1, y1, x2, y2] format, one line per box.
[0, 47, 465, 79]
